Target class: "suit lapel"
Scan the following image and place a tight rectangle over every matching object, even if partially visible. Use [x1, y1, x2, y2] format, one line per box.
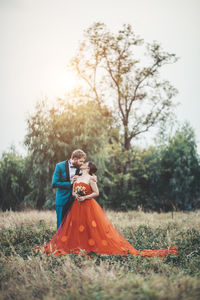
[75, 168, 81, 176]
[65, 160, 70, 182]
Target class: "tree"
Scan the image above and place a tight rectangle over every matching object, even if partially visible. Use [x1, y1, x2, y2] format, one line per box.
[24, 95, 112, 209]
[160, 123, 200, 210]
[0, 147, 31, 211]
[71, 22, 179, 152]
[102, 122, 200, 211]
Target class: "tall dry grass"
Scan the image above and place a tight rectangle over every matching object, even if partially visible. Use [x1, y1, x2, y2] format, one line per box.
[1, 209, 200, 300]
[1, 209, 199, 231]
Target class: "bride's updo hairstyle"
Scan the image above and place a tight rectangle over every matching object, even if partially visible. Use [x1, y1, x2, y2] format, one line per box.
[88, 161, 98, 175]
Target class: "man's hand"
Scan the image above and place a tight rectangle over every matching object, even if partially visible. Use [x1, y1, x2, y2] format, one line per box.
[90, 174, 97, 183]
[71, 175, 78, 184]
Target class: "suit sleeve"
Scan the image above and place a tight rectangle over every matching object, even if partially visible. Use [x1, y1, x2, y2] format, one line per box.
[52, 164, 71, 189]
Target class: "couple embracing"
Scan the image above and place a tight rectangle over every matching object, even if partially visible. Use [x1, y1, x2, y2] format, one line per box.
[52, 149, 95, 230]
[35, 149, 178, 257]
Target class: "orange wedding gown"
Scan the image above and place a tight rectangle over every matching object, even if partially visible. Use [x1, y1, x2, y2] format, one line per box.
[35, 182, 178, 257]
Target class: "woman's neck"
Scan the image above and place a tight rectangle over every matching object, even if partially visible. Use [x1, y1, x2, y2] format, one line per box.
[76, 170, 90, 184]
[81, 170, 89, 176]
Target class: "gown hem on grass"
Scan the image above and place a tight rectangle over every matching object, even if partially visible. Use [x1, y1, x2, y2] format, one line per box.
[34, 182, 178, 258]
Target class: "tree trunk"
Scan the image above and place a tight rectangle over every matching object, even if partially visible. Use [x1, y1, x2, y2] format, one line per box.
[124, 125, 131, 151]
[36, 190, 45, 210]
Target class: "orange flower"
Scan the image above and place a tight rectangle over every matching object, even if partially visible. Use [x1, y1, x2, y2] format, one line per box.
[102, 240, 108, 246]
[88, 239, 95, 246]
[61, 236, 67, 242]
[79, 225, 85, 232]
[91, 220, 97, 227]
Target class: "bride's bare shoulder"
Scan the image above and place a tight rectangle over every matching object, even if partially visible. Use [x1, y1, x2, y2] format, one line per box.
[89, 174, 98, 183]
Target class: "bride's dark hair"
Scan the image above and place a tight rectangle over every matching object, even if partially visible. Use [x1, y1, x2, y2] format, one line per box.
[88, 161, 98, 175]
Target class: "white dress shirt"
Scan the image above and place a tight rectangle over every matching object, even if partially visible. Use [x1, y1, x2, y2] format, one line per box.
[68, 160, 82, 181]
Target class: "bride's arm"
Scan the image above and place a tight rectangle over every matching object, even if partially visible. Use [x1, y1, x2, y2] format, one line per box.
[78, 178, 99, 201]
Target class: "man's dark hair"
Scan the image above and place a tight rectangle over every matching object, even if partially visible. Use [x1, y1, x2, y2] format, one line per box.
[88, 161, 98, 175]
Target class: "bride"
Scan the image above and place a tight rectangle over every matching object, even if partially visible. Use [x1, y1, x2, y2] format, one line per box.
[35, 161, 178, 257]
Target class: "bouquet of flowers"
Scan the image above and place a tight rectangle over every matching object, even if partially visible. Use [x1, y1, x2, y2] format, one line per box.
[74, 185, 87, 196]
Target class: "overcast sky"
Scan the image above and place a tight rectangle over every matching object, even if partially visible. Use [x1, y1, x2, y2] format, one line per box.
[0, 0, 200, 155]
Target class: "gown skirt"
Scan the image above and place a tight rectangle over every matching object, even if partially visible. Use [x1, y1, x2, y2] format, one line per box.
[35, 182, 178, 257]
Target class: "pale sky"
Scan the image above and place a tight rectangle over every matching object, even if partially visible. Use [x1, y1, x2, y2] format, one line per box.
[0, 0, 200, 155]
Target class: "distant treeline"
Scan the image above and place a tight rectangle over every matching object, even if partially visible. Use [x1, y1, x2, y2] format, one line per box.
[0, 101, 200, 212]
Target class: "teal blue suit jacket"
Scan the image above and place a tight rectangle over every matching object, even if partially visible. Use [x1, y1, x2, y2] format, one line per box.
[52, 161, 72, 206]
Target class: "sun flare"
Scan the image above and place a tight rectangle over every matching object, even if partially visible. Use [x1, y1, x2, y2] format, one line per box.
[55, 70, 78, 94]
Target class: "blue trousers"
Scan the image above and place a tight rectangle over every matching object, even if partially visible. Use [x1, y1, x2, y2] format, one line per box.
[55, 197, 74, 230]
[55, 205, 64, 230]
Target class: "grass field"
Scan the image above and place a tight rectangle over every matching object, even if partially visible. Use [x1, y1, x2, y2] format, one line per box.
[0, 209, 200, 300]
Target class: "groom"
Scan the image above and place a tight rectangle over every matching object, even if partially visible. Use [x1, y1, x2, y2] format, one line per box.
[52, 149, 86, 230]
